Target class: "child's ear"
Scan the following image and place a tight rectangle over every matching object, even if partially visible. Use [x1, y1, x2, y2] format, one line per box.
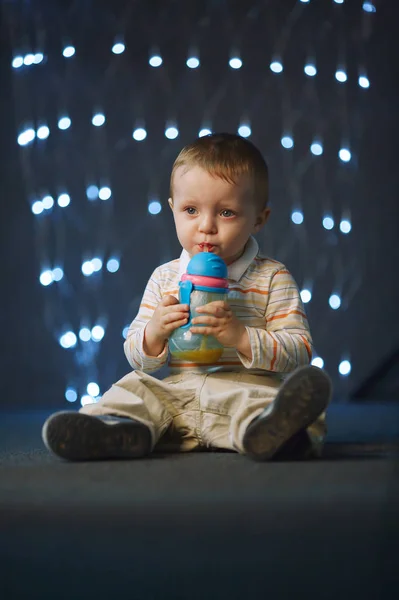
[254, 207, 271, 232]
[168, 198, 174, 210]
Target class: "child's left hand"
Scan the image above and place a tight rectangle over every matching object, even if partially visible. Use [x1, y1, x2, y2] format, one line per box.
[190, 301, 246, 348]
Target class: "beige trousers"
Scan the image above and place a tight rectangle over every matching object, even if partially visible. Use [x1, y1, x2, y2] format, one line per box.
[80, 370, 326, 456]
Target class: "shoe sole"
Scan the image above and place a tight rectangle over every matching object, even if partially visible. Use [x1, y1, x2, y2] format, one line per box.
[243, 366, 332, 461]
[42, 411, 151, 461]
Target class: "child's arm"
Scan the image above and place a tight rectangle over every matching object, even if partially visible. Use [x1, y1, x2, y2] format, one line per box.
[123, 267, 169, 373]
[236, 267, 313, 373]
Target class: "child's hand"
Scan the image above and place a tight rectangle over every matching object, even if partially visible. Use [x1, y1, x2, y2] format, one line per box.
[145, 295, 189, 346]
[190, 301, 247, 348]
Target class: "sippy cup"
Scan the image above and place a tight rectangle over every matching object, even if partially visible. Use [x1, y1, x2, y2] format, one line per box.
[169, 252, 229, 364]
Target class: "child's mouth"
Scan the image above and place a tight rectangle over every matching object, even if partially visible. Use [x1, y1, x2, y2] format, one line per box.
[199, 244, 215, 252]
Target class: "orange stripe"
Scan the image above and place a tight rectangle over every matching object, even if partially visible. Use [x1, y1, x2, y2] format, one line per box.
[300, 335, 312, 360]
[229, 287, 269, 296]
[140, 303, 156, 310]
[165, 291, 179, 296]
[267, 310, 307, 322]
[269, 333, 278, 370]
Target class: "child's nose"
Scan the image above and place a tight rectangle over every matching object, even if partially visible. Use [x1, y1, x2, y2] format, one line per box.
[198, 215, 217, 233]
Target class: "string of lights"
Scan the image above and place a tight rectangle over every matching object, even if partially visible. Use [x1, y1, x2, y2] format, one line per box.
[5, 0, 378, 405]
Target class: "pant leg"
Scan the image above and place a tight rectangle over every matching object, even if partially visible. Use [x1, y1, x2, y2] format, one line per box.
[80, 370, 209, 452]
[80, 370, 178, 450]
[199, 371, 327, 456]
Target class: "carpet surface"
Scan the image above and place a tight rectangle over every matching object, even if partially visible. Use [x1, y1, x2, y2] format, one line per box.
[0, 404, 398, 600]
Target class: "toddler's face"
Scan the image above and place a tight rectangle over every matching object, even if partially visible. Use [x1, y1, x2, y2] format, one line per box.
[169, 165, 269, 265]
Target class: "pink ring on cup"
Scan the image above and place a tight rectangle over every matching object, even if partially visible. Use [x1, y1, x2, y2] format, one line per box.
[181, 273, 229, 288]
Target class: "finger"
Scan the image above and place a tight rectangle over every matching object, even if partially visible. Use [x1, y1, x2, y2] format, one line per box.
[166, 317, 189, 331]
[191, 316, 217, 325]
[164, 312, 189, 324]
[190, 327, 213, 335]
[197, 302, 229, 314]
[168, 304, 189, 312]
[161, 295, 180, 306]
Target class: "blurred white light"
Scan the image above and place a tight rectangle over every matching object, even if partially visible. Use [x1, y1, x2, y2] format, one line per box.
[362, 2, 376, 12]
[60, 331, 77, 349]
[149, 55, 162, 67]
[238, 125, 251, 138]
[91, 325, 105, 342]
[186, 57, 200, 69]
[339, 360, 351, 376]
[229, 58, 242, 69]
[340, 219, 352, 234]
[133, 128, 147, 141]
[112, 42, 125, 54]
[42, 195, 54, 209]
[270, 61, 283, 73]
[32, 201, 44, 215]
[329, 294, 341, 310]
[335, 70, 347, 83]
[107, 258, 120, 273]
[92, 113, 106, 126]
[39, 270, 53, 286]
[91, 258, 103, 272]
[24, 54, 35, 66]
[310, 141, 323, 156]
[281, 136, 294, 149]
[81, 395, 95, 407]
[165, 127, 179, 140]
[300, 0, 310, 3]
[82, 261, 94, 276]
[199, 128, 212, 137]
[87, 382, 100, 397]
[33, 53, 44, 64]
[52, 267, 64, 281]
[86, 185, 99, 200]
[79, 327, 91, 342]
[148, 200, 161, 215]
[359, 76, 370, 89]
[99, 186, 112, 200]
[65, 387, 78, 403]
[304, 64, 317, 77]
[291, 211, 304, 225]
[57, 193, 70, 207]
[18, 128, 35, 146]
[339, 148, 351, 162]
[300, 289, 312, 304]
[323, 216, 334, 230]
[63, 46, 75, 58]
[58, 117, 71, 130]
[122, 326, 130, 339]
[12, 56, 24, 68]
[311, 357, 324, 369]
[333, 0, 344, 4]
[37, 125, 50, 140]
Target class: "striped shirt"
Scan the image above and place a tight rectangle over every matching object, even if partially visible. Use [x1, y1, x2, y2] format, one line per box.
[124, 236, 313, 376]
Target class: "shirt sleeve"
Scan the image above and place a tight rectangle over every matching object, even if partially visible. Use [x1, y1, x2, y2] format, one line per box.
[236, 267, 313, 373]
[123, 267, 170, 373]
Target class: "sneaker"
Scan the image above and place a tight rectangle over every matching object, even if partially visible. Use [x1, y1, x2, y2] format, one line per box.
[42, 411, 152, 461]
[242, 365, 332, 461]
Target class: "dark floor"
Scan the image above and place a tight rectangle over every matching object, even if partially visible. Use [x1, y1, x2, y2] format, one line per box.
[0, 403, 398, 600]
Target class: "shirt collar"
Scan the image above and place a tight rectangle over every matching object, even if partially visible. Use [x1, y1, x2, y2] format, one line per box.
[178, 236, 259, 282]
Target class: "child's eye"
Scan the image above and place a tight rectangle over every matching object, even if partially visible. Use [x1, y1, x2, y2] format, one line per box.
[221, 209, 235, 217]
[184, 207, 197, 215]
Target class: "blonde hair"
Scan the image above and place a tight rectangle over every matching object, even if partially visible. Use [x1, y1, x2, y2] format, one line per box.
[170, 133, 269, 211]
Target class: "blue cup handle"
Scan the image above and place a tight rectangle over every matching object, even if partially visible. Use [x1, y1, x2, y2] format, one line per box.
[179, 280, 193, 329]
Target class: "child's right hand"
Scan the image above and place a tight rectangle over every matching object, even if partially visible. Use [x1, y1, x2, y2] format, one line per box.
[144, 295, 189, 350]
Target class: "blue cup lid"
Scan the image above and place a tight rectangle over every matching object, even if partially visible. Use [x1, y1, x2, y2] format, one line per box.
[187, 252, 228, 279]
